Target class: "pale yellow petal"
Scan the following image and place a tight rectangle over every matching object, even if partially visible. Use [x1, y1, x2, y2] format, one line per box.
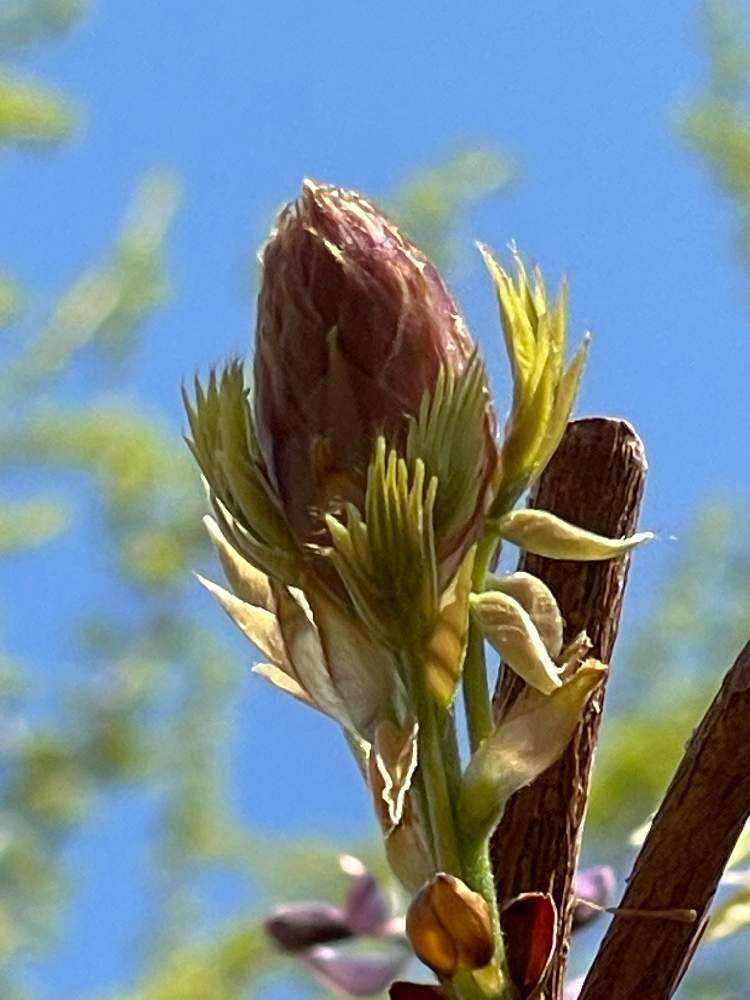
[495, 508, 654, 561]
[459, 660, 607, 842]
[470, 590, 562, 695]
[484, 571, 563, 658]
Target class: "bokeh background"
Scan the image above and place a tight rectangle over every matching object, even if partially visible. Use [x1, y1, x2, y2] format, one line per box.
[2, 1, 750, 997]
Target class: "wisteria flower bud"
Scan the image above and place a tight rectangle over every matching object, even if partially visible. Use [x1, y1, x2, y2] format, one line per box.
[405, 873, 494, 977]
[254, 179, 495, 552]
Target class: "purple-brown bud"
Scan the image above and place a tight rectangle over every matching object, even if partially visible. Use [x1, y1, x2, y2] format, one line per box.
[254, 179, 479, 544]
[405, 873, 494, 977]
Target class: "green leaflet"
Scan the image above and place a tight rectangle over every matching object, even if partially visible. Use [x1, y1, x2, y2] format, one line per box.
[494, 508, 654, 561]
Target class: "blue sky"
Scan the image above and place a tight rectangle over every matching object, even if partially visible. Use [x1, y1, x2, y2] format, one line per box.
[4, 1, 750, 996]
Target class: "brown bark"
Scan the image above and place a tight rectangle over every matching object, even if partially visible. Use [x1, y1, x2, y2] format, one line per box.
[578, 640, 750, 1000]
[490, 417, 649, 999]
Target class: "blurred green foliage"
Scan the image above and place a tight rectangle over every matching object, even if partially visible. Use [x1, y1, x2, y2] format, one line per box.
[387, 148, 515, 272]
[2, 2, 750, 998]
[0, 1, 83, 147]
[0, 6, 511, 998]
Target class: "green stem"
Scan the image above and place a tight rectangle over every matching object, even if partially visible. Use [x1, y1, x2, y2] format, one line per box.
[439, 704, 464, 810]
[463, 623, 492, 754]
[402, 649, 462, 876]
[463, 533, 499, 754]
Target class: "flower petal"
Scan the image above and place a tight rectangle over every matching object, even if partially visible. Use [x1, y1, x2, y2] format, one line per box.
[264, 902, 351, 952]
[303, 943, 411, 997]
[494, 508, 654, 561]
[572, 865, 616, 930]
[345, 871, 390, 936]
[484, 571, 563, 658]
[459, 660, 607, 843]
[470, 590, 562, 694]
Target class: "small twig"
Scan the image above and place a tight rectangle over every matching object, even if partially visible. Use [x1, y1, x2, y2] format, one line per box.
[579, 640, 750, 1000]
[490, 417, 649, 1000]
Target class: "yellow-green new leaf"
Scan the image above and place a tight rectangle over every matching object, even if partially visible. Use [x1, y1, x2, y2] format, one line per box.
[424, 546, 476, 706]
[459, 660, 607, 843]
[470, 589, 562, 694]
[495, 508, 654, 561]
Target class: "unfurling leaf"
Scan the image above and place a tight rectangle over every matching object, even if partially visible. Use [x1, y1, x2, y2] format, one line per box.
[470, 589, 562, 694]
[459, 660, 607, 842]
[494, 508, 654, 561]
[479, 244, 589, 513]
